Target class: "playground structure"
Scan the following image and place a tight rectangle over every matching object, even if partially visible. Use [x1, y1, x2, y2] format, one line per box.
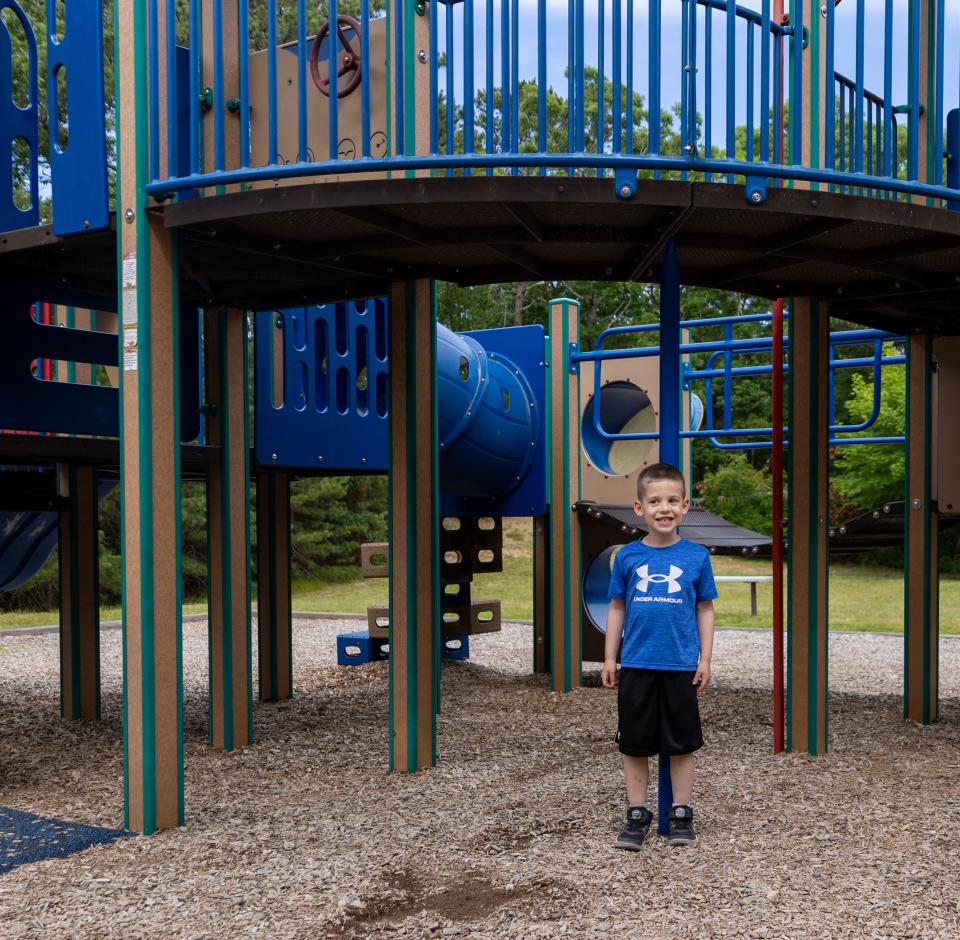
[1, 0, 960, 835]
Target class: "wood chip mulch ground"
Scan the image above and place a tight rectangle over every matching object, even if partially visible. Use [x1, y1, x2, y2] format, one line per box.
[2, 619, 959, 939]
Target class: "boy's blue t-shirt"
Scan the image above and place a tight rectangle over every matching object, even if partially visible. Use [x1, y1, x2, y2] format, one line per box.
[607, 537, 718, 670]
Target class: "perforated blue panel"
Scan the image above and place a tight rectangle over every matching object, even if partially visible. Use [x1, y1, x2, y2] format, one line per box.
[0, 4, 39, 232]
[45, 0, 109, 235]
[0, 288, 202, 439]
[254, 300, 390, 470]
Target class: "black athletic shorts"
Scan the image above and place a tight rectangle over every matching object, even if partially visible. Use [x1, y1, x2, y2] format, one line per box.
[616, 667, 704, 757]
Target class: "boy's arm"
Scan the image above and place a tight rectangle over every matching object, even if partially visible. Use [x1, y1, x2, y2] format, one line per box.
[693, 600, 715, 690]
[601, 599, 625, 689]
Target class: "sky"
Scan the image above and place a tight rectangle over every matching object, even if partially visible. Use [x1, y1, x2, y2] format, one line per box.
[435, 0, 960, 151]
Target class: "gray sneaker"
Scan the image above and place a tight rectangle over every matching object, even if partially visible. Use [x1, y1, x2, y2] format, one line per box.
[614, 805, 653, 851]
[667, 804, 696, 845]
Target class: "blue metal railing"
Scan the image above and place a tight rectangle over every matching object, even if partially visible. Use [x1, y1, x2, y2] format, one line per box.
[133, 0, 960, 207]
[2, 2, 958, 224]
[572, 313, 906, 453]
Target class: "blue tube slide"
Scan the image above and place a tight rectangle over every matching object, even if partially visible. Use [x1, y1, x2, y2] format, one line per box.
[436, 323, 538, 501]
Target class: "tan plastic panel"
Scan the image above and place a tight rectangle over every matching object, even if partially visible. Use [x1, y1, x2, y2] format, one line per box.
[249, 14, 429, 186]
[578, 356, 661, 503]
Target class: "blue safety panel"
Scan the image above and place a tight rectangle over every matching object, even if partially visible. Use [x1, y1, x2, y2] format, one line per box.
[0, 288, 202, 440]
[45, 1, 109, 235]
[949, 110, 959, 212]
[0, 807, 129, 874]
[439, 325, 547, 519]
[254, 300, 389, 470]
[336, 631, 389, 666]
[0, 4, 39, 232]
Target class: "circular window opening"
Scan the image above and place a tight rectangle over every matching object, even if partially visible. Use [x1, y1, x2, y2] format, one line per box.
[581, 381, 656, 476]
[582, 544, 626, 634]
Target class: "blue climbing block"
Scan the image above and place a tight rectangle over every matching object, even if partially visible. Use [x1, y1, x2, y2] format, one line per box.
[336, 631, 389, 666]
[442, 635, 470, 660]
[0, 807, 128, 874]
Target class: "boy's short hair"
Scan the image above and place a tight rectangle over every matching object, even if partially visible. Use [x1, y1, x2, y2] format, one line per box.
[637, 462, 687, 499]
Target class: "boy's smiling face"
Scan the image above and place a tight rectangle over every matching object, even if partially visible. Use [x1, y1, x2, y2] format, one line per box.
[634, 477, 689, 540]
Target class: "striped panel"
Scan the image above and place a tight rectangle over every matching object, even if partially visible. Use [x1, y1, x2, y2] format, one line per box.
[256, 470, 293, 702]
[204, 309, 253, 750]
[548, 299, 582, 693]
[117, 0, 184, 833]
[58, 465, 100, 721]
[388, 279, 438, 772]
[904, 334, 938, 724]
[786, 298, 829, 754]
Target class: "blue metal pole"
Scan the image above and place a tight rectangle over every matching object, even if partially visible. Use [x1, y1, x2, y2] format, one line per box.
[267, 0, 278, 164]
[238, 0, 249, 168]
[328, 0, 339, 163]
[485, 0, 494, 174]
[538, 0, 547, 169]
[649, 0, 661, 161]
[297, 0, 307, 162]
[501, 0, 510, 160]
[428, 0, 436, 156]
[760, 0, 770, 165]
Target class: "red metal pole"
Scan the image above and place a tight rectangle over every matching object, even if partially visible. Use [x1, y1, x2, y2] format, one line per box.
[772, 298, 785, 753]
[40, 302, 53, 381]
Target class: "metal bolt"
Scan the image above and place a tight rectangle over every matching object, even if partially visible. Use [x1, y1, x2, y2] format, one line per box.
[417, 49, 427, 64]
[912, 498, 922, 509]
[124, 208, 135, 224]
[361, 457, 367, 464]
[619, 184, 632, 197]
[271, 453, 278, 462]
[751, 190, 762, 203]
[317, 456, 323, 462]
[83, 219, 90, 229]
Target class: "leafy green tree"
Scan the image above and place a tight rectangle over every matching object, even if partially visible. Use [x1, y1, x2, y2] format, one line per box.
[832, 344, 905, 514]
[696, 452, 773, 536]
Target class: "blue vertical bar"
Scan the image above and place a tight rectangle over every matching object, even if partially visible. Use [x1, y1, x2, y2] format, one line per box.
[149, 0, 160, 180]
[825, 0, 835, 172]
[839, 83, 846, 175]
[934, 0, 944, 187]
[597, 0, 605, 175]
[297, 0, 307, 162]
[648, 0, 660, 159]
[428, 0, 437, 157]
[213, 0, 225, 170]
[501, 0, 511, 159]
[239, 0, 249, 168]
[613, 0, 621, 154]
[567, 0, 575, 162]
[726, 0, 735, 173]
[395, 0, 405, 155]
[854, 0, 865, 176]
[538, 0, 546, 169]
[166, 0, 178, 180]
[575, 0, 585, 154]
[704, 5, 712, 181]
[746, 24, 755, 163]
[723, 323, 733, 429]
[328, 0, 340, 163]
[363, 0, 372, 157]
[947, 108, 960, 210]
[625, 0, 633, 154]
[760, 0, 770, 165]
[446, 3, 455, 164]
[680, 0, 687, 172]
[685, 0, 697, 160]
[268, 0, 278, 164]
[908, 0, 919, 181]
[464, 0, 474, 170]
[657, 240, 681, 838]
[773, 26, 782, 169]
[485, 0, 494, 174]
[792, 0, 804, 167]
[190, 0, 200, 173]
[883, 0, 894, 185]
[511, 0, 519, 171]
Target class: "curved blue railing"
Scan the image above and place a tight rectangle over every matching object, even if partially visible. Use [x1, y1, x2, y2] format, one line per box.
[137, 0, 960, 208]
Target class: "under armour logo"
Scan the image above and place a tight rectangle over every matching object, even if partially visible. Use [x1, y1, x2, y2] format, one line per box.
[636, 564, 684, 594]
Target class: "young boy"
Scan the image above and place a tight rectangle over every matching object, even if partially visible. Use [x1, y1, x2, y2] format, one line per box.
[601, 462, 717, 849]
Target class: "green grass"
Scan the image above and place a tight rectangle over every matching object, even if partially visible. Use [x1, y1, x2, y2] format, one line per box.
[2, 529, 958, 634]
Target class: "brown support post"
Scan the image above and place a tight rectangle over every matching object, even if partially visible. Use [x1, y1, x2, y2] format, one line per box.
[204, 308, 253, 749]
[388, 279, 438, 772]
[786, 298, 829, 754]
[256, 469, 293, 702]
[58, 465, 100, 721]
[904, 335, 938, 724]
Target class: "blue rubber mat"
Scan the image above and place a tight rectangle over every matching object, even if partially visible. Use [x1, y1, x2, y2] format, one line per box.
[0, 807, 129, 875]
